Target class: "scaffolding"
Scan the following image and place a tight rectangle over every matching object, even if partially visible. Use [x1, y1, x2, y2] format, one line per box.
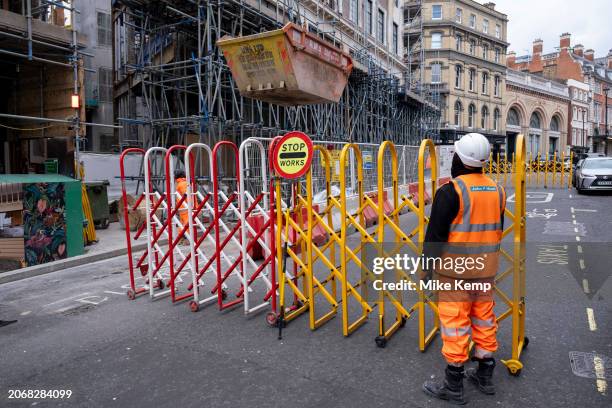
[112, 0, 441, 152]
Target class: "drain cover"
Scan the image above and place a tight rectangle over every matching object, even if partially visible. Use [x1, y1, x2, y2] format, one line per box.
[569, 351, 612, 380]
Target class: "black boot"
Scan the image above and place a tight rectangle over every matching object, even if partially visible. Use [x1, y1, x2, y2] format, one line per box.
[466, 357, 496, 395]
[422, 365, 466, 405]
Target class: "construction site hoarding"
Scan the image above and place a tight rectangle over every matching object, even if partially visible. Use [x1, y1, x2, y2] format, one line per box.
[217, 23, 353, 106]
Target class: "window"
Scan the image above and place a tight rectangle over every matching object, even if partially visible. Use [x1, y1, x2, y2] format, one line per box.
[594, 102, 601, 122]
[493, 108, 500, 131]
[454, 100, 463, 126]
[495, 24, 501, 39]
[494, 76, 500, 96]
[468, 104, 476, 128]
[507, 107, 520, 126]
[350, 0, 359, 24]
[482, 44, 488, 59]
[366, 0, 373, 34]
[377, 9, 385, 43]
[432, 5, 442, 20]
[395, 0, 399, 7]
[338, 0, 344, 14]
[550, 116, 560, 132]
[455, 34, 462, 51]
[482, 19, 489, 34]
[455, 64, 463, 88]
[481, 106, 489, 129]
[431, 32, 442, 49]
[530, 112, 541, 129]
[469, 39, 475, 55]
[393, 23, 399, 54]
[481, 72, 489, 94]
[431, 63, 442, 83]
[469, 14, 476, 29]
[98, 67, 113, 102]
[468, 68, 475, 91]
[97, 12, 112, 47]
[494, 48, 501, 63]
[456, 8, 462, 23]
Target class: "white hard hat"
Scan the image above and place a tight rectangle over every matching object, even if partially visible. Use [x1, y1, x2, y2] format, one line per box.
[454, 133, 490, 168]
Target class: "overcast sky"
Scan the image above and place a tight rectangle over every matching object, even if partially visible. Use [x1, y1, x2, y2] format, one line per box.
[491, 0, 612, 58]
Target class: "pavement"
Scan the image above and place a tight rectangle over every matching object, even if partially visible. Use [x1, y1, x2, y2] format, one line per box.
[0, 222, 163, 285]
[0, 186, 610, 407]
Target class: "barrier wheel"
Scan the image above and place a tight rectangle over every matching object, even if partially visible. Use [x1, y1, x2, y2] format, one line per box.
[508, 366, 522, 377]
[523, 336, 529, 349]
[157, 279, 164, 290]
[127, 289, 136, 300]
[399, 317, 407, 328]
[266, 312, 278, 327]
[221, 289, 228, 300]
[375, 336, 387, 348]
[189, 301, 199, 312]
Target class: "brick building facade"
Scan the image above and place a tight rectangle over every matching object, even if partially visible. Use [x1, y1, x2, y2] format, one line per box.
[508, 33, 612, 155]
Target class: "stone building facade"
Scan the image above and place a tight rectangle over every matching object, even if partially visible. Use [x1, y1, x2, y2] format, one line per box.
[505, 69, 569, 159]
[419, 0, 508, 147]
[508, 33, 612, 155]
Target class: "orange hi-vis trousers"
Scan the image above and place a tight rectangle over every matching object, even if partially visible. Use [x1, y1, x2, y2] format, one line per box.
[439, 300, 497, 364]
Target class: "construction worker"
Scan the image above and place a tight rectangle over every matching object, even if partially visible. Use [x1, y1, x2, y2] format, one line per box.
[175, 169, 189, 229]
[422, 133, 505, 405]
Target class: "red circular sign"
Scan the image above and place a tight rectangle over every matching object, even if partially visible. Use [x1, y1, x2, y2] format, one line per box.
[272, 131, 314, 179]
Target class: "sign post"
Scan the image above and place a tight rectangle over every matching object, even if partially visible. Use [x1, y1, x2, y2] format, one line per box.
[271, 131, 313, 339]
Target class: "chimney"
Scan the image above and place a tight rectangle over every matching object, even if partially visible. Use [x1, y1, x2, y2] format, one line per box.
[560, 33, 571, 50]
[574, 44, 584, 57]
[585, 49, 594, 62]
[533, 39, 543, 55]
[483, 2, 496, 9]
[607, 49, 612, 69]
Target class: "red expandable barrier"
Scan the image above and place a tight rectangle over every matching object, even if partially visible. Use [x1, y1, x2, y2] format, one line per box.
[120, 147, 151, 300]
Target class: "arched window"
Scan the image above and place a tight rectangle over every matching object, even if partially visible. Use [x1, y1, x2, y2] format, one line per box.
[481, 105, 489, 129]
[528, 112, 542, 154]
[454, 100, 463, 126]
[550, 115, 560, 131]
[507, 107, 520, 126]
[493, 108, 500, 131]
[468, 104, 476, 128]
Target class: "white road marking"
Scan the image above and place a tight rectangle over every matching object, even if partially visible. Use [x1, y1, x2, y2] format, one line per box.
[569, 194, 573, 198]
[586, 308, 597, 330]
[594, 355, 607, 395]
[571, 207, 575, 213]
[583, 279, 590, 294]
[42, 293, 91, 308]
[574, 227, 579, 233]
[20, 311, 31, 316]
[576, 236, 581, 242]
[77, 295, 108, 305]
[579, 259, 586, 270]
[104, 290, 125, 295]
[574, 208, 597, 212]
[573, 219, 577, 224]
[577, 245, 583, 253]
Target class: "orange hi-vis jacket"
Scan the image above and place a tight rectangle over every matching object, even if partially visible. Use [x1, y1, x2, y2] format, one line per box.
[439, 173, 505, 279]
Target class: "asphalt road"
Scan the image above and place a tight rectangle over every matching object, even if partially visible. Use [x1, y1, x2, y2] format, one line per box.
[0, 186, 610, 408]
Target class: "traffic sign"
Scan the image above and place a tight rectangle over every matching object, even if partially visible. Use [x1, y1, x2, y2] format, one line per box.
[272, 131, 314, 179]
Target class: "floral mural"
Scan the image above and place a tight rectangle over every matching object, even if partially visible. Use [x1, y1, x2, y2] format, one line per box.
[23, 183, 67, 266]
